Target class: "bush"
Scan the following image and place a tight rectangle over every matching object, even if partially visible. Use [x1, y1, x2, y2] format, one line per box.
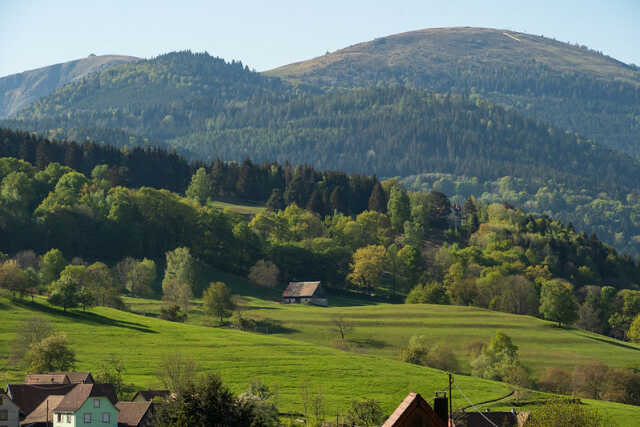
[537, 367, 572, 394]
[400, 336, 459, 372]
[345, 398, 385, 426]
[231, 312, 257, 331]
[527, 400, 611, 427]
[159, 304, 187, 322]
[405, 282, 450, 304]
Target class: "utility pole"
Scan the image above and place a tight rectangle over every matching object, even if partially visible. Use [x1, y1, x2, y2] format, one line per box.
[46, 398, 49, 427]
[448, 373, 453, 427]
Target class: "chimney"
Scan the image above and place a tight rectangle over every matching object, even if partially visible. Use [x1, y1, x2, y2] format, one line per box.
[434, 391, 448, 424]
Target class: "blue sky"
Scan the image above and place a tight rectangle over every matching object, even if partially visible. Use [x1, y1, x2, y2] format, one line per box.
[1, 0, 638, 78]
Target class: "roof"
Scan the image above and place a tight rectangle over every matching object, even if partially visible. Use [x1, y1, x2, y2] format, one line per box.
[383, 392, 446, 427]
[116, 401, 152, 426]
[7, 383, 75, 415]
[454, 411, 530, 427]
[25, 373, 70, 385]
[0, 391, 20, 411]
[54, 384, 118, 413]
[282, 281, 321, 298]
[47, 372, 94, 384]
[132, 390, 171, 401]
[21, 395, 65, 425]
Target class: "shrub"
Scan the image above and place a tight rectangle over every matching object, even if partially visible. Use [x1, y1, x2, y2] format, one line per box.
[159, 304, 187, 322]
[345, 398, 385, 426]
[231, 311, 257, 331]
[537, 367, 572, 394]
[527, 400, 611, 427]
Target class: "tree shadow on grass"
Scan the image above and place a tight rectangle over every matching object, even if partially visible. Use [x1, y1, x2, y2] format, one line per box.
[15, 300, 157, 334]
[349, 337, 389, 349]
[578, 333, 640, 352]
[254, 318, 298, 335]
[0, 300, 8, 310]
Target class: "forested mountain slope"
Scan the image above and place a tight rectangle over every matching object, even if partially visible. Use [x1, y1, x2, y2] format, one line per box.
[268, 27, 640, 155]
[0, 54, 138, 118]
[3, 51, 290, 147]
[5, 51, 640, 255]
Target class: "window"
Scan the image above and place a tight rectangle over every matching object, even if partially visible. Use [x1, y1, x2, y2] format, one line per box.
[84, 413, 92, 423]
[93, 399, 101, 408]
[102, 412, 110, 423]
[0, 410, 7, 421]
[56, 414, 61, 422]
[67, 414, 72, 422]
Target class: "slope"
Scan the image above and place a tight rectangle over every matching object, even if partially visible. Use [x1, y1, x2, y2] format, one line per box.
[267, 27, 640, 155]
[3, 51, 289, 148]
[0, 54, 139, 118]
[123, 270, 640, 378]
[1, 295, 639, 425]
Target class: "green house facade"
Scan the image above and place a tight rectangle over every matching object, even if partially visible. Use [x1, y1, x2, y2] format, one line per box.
[52, 384, 118, 427]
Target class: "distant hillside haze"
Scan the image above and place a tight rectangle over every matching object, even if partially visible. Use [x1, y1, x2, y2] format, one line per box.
[0, 54, 139, 118]
[267, 27, 640, 155]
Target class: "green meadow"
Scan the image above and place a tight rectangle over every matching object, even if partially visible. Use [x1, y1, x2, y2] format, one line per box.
[1, 294, 640, 424]
[125, 270, 640, 377]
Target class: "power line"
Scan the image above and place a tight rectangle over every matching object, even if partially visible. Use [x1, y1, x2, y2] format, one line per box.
[452, 380, 499, 427]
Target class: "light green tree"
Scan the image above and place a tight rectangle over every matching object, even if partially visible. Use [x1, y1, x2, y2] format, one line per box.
[186, 167, 213, 205]
[39, 248, 67, 286]
[202, 282, 235, 323]
[162, 247, 197, 296]
[26, 334, 76, 373]
[539, 279, 578, 327]
[387, 186, 411, 232]
[628, 314, 640, 342]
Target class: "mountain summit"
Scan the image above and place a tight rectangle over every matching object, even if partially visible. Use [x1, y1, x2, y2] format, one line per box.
[267, 27, 640, 155]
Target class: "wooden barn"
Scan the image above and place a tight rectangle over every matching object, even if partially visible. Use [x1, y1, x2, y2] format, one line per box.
[281, 281, 328, 306]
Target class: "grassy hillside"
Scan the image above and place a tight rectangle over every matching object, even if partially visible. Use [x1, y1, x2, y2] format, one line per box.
[267, 27, 640, 156]
[0, 55, 139, 118]
[123, 271, 640, 378]
[1, 295, 639, 425]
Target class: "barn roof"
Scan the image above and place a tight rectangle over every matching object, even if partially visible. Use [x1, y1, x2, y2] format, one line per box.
[282, 281, 321, 298]
[116, 401, 152, 426]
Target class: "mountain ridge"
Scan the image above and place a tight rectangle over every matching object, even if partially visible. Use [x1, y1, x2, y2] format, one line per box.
[267, 26, 640, 155]
[0, 54, 139, 118]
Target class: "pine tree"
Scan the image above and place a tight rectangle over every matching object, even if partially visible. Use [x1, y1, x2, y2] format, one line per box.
[266, 189, 285, 211]
[368, 182, 387, 213]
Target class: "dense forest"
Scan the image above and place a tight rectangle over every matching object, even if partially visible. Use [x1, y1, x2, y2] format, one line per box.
[268, 27, 640, 156]
[4, 51, 640, 257]
[1, 153, 639, 346]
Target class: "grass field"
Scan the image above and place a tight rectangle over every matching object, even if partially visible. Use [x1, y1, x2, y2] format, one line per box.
[2, 295, 640, 425]
[126, 269, 640, 378]
[208, 200, 265, 216]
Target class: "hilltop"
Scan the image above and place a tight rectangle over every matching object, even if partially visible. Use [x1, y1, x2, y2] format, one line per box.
[267, 27, 640, 155]
[0, 54, 139, 118]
